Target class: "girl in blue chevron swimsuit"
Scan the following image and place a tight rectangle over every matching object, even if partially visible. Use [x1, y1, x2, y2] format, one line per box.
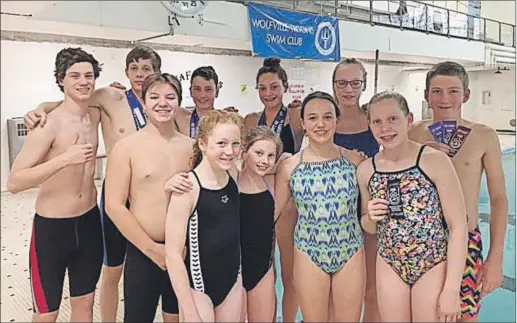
[275, 91, 366, 322]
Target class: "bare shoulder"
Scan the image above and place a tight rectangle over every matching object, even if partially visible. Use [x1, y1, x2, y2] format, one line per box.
[463, 120, 499, 151]
[245, 111, 260, 120]
[96, 86, 124, 98]
[29, 112, 60, 137]
[244, 112, 260, 126]
[419, 145, 452, 174]
[412, 119, 433, 129]
[264, 174, 275, 186]
[176, 107, 193, 118]
[91, 86, 125, 106]
[278, 152, 300, 175]
[465, 120, 496, 136]
[171, 171, 199, 206]
[356, 156, 374, 179]
[177, 133, 196, 150]
[36, 100, 61, 111]
[340, 147, 364, 167]
[408, 119, 432, 136]
[174, 108, 192, 128]
[185, 171, 200, 196]
[183, 133, 196, 144]
[422, 145, 450, 162]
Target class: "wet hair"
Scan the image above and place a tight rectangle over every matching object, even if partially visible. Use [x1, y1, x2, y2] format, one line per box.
[125, 46, 161, 73]
[332, 57, 368, 91]
[300, 91, 341, 120]
[256, 57, 289, 89]
[243, 126, 283, 161]
[54, 47, 102, 92]
[425, 61, 469, 91]
[164, 73, 183, 106]
[141, 73, 180, 104]
[191, 66, 220, 96]
[191, 110, 244, 168]
[366, 91, 410, 120]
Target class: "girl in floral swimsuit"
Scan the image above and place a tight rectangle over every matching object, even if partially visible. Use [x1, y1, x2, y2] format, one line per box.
[357, 91, 468, 322]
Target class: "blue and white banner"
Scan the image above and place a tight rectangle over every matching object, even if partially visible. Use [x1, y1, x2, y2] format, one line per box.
[247, 2, 340, 62]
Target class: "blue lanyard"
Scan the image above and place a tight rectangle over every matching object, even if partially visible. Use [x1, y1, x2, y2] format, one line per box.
[189, 110, 200, 139]
[126, 89, 147, 130]
[257, 105, 287, 138]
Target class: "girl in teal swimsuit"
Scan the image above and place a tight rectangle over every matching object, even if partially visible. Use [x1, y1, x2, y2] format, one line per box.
[357, 91, 468, 322]
[275, 91, 366, 322]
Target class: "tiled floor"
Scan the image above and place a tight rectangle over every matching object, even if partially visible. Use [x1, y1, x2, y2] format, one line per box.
[2, 143, 516, 322]
[0, 182, 165, 322]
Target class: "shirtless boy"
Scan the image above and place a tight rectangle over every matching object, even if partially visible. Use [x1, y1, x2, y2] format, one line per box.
[110, 65, 239, 137]
[23, 46, 166, 322]
[174, 66, 231, 137]
[105, 73, 193, 322]
[8, 47, 103, 322]
[408, 61, 508, 322]
[175, 66, 219, 138]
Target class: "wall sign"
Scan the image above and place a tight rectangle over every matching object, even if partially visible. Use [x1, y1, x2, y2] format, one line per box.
[247, 2, 340, 62]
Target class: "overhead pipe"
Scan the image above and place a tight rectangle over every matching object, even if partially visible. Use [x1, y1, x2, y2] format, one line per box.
[487, 43, 516, 53]
[485, 44, 516, 68]
[491, 50, 516, 58]
[490, 53, 514, 65]
[495, 57, 516, 64]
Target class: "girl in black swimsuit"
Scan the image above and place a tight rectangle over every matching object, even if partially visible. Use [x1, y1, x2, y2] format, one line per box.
[165, 110, 245, 322]
[165, 126, 284, 322]
[243, 57, 303, 322]
[238, 126, 283, 322]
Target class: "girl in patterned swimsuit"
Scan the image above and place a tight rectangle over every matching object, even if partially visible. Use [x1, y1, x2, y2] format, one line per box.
[275, 91, 366, 322]
[357, 91, 468, 322]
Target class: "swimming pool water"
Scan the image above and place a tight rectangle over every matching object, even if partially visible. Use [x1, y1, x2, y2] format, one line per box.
[478, 150, 516, 322]
[479, 150, 516, 216]
[274, 151, 516, 322]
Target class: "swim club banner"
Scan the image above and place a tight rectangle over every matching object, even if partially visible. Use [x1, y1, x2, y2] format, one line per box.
[247, 2, 340, 62]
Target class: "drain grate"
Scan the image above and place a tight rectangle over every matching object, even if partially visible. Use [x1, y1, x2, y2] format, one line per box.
[502, 275, 516, 292]
[479, 213, 516, 226]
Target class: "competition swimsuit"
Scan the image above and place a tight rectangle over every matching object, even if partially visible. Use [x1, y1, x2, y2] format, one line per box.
[334, 128, 379, 158]
[289, 149, 364, 274]
[30, 206, 103, 314]
[184, 170, 241, 307]
[239, 180, 276, 292]
[367, 145, 449, 286]
[257, 105, 298, 154]
[100, 89, 146, 267]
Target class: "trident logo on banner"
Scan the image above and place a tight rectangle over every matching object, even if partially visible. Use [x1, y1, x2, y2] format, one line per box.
[315, 21, 337, 56]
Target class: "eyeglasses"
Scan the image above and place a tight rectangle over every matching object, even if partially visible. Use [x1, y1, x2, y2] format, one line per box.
[334, 79, 364, 89]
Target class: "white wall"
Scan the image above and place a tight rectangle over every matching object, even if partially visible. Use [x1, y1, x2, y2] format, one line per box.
[0, 40, 404, 191]
[2, 1, 488, 64]
[3, 39, 512, 191]
[2, 38, 513, 191]
[464, 68, 516, 130]
[391, 67, 517, 131]
[481, 1, 515, 25]
[339, 20, 486, 64]
[391, 70, 429, 121]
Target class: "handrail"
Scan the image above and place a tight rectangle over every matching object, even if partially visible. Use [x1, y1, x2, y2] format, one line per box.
[236, 0, 515, 48]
